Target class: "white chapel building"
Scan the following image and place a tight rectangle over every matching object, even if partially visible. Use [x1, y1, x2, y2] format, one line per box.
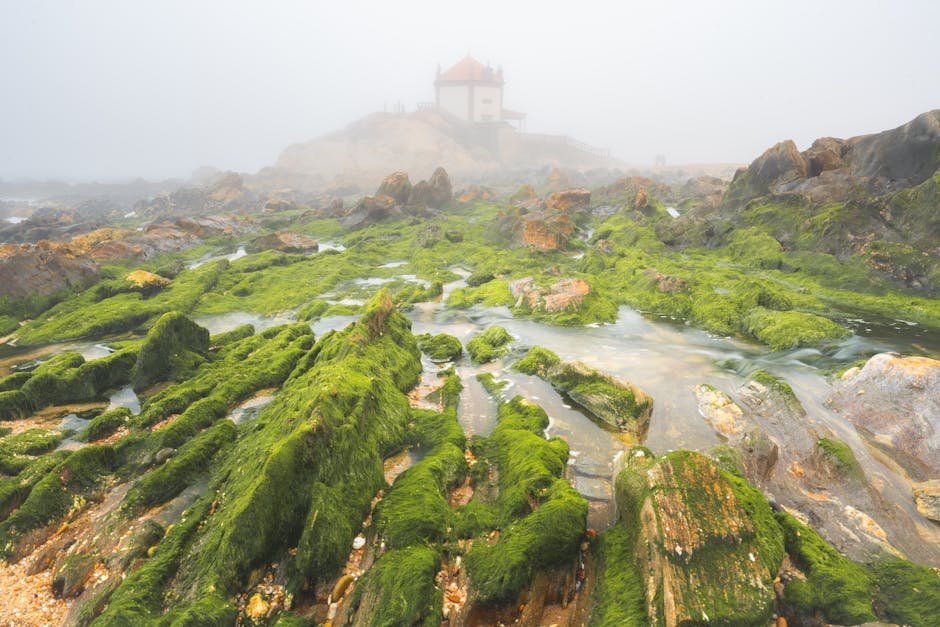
[434, 56, 525, 128]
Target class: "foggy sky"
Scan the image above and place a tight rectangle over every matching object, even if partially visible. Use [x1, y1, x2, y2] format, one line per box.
[2, 0, 939, 181]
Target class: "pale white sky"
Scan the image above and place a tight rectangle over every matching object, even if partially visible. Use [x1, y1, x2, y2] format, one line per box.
[1, 0, 938, 180]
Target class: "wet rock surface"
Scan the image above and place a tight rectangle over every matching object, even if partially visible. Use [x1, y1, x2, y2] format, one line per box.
[832, 353, 940, 480]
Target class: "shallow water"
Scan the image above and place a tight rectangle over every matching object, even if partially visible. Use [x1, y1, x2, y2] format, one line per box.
[396, 298, 940, 548]
[108, 385, 141, 414]
[194, 310, 297, 335]
[228, 392, 276, 425]
[186, 246, 247, 269]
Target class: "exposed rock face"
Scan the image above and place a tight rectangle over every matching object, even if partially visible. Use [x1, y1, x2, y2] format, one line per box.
[263, 197, 296, 213]
[455, 185, 494, 204]
[246, 231, 319, 254]
[0, 241, 99, 301]
[135, 171, 256, 219]
[520, 213, 575, 250]
[376, 171, 412, 205]
[726, 109, 940, 204]
[407, 167, 452, 209]
[741, 140, 809, 197]
[545, 188, 590, 212]
[913, 481, 940, 522]
[125, 270, 170, 291]
[695, 384, 779, 482]
[509, 277, 591, 312]
[343, 195, 399, 229]
[616, 449, 783, 625]
[592, 176, 673, 207]
[832, 353, 940, 479]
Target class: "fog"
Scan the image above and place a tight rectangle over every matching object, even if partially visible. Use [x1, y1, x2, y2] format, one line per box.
[2, 0, 939, 181]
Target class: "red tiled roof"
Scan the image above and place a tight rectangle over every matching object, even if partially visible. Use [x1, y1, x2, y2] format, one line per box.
[437, 56, 503, 85]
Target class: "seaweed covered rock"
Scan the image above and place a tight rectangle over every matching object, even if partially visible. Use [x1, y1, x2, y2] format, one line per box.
[464, 395, 588, 604]
[132, 311, 210, 391]
[515, 346, 652, 438]
[96, 290, 423, 621]
[246, 230, 319, 254]
[832, 353, 940, 479]
[415, 333, 462, 363]
[607, 449, 784, 625]
[466, 326, 512, 364]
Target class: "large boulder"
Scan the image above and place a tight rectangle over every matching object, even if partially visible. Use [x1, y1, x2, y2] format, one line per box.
[545, 188, 590, 213]
[343, 194, 399, 229]
[612, 449, 784, 625]
[133, 312, 210, 391]
[376, 171, 412, 205]
[742, 140, 810, 196]
[509, 277, 591, 313]
[515, 345, 652, 438]
[0, 241, 100, 301]
[407, 167, 453, 209]
[832, 353, 940, 479]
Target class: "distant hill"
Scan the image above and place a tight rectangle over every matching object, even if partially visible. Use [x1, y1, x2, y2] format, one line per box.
[255, 110, 621, 191]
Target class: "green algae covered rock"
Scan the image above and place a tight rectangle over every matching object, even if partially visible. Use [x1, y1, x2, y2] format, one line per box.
[515, 346, 652, 438]
[466, 325, 513, 363]
[598, 449, 784, 625]
[133, 311, 210, 390]
[416, 332, 463, 362]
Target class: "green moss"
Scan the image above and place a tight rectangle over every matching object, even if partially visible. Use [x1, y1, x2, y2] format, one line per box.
[465, 478, 587, 602]
[1, 445, 116, 554]
[463, 391, 587, 603]
[726, 227, 784, 269]
[0, 428, 61, 456]
[590, 525, 647, 626]
[513, 345, 561, 376]
[415, 333, 462, 362]
[123, 420, 236, 512]
[157, 291, 422, 612]
[743, 307, 849, 350]
[81, 407, 132, 442]
[775, 511, 876, 624]
[816, 437, 864, 480]
[0, 452, 68, 520]
[871, 559, 940, 627]
[345, 545, 443, 627]
[93, 497, 212, 625]
[209, 323, 255, 347]
[466, 326, 513, 364]
[133, 311, 210, 390]
[466, 270, 495, 287]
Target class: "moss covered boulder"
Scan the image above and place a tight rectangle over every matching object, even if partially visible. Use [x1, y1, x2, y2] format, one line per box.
[607, 449, 785, 625]
[515, 346, 652, 438]
[416, 332, 462, 363]
[466, 326, 512, 364]
[133, 311, 210, 390]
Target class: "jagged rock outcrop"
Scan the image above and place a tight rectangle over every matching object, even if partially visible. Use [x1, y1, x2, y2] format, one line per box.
[376, 171, 412, 205]
[0, 241, 100, 301]
[695, 383, 779, 481]
[832, 353, 940, 480]
[407, 167, 452, 209]
[545, 188, 590, 212]
[246, 231, 319, 254]
[726, 109, 940, 205]
[134, 171, 257, 219]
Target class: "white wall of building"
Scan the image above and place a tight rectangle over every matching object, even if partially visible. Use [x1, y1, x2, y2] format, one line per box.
[473, 85, 502, 122]
[438, 85, 469, 121]
[438, 84, 503, 123]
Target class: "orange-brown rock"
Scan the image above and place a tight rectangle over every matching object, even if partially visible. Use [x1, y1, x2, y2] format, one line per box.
[509, 276, 591, 313]
[456, 185, 494, 204]
[407, 167, 452, 208]
[376, 171, 412, 205]
[545, 188, 591, 213]
[126, 270, 170, 290]
[246, 231, 319, 254]
[263, 197, 296, 212]
[521, 213, 575, 251]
